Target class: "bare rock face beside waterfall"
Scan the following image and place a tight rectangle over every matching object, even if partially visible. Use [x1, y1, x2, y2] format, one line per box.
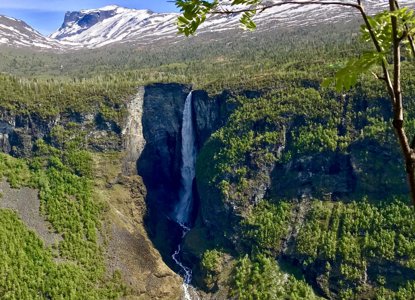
[122, 87, 146, 176]
[94, 154, 182, 300]
[192, 89, 234, 148]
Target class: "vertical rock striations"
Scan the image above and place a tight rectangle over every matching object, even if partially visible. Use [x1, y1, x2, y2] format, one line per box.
[122, 87, 146, 176]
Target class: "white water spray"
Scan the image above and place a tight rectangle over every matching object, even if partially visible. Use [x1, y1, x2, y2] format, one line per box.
[171, 91, 199, 300]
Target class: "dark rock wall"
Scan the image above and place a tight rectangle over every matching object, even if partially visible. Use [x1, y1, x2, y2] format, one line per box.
[0, 109, 121, 157]
[138, 83, 190, 220]
[136, 83, 191, 262]
[136, 84, 236, 266]
[270, 140, 406, 202]
[192, 89, 235, 148]
[0, 110, 53, 157]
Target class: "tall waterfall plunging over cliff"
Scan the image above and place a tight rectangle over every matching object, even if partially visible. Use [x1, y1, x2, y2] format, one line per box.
[171, 91, 199, 300]
[174, 91, 196, 225]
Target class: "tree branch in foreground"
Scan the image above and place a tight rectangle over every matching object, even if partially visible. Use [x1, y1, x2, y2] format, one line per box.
[211, 1, 361, 15]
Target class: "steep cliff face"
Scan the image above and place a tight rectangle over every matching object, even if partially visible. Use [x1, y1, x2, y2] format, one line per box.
[269, 139, 406, 202]
[0, 120, 14, 153]
[0, 110, 54, 157]
[270, 152, 357, 201]
[138, 83, 190, 219]
[137, 83, 191, 261]
[122, 87, 146, 176]
[192, 89, 234, 148]
[133, 84, 239, 283]
[0, 108, 121, 157]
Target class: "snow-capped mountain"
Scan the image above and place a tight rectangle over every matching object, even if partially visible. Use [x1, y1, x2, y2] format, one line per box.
[0, 15, 63, 50]
[1, 1, 415, 50]
[50, 2, 415, 49]
[50, 5, 179, 48]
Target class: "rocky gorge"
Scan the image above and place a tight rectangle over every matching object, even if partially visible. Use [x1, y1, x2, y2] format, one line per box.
[0, 82, 234, 299]
[0, 81, 412, 299]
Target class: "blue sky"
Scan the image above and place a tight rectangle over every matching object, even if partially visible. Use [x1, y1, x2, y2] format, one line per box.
[0, 1, 178, 35]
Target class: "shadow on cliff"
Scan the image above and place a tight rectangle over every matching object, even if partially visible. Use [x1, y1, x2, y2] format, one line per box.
[136, 83, 191, 267]
[136, 83, 237, 270]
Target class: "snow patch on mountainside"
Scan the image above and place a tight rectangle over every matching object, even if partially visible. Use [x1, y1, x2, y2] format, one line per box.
[0, 15, 62, 50]
[50, 6, 180, 48]
[50, 2, 415, 49]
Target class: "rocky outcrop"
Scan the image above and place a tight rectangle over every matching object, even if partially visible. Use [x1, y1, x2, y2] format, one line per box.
[0, 110, 53, 157]
[270, 151, 357, 201]
[94, 154, 182, 300]
[270, 139, 406, 202]
[192, 90, 234, 148]
[122, 87, 146, 176]
[0, 107, 122, 157]
[0, 121, 13, 153]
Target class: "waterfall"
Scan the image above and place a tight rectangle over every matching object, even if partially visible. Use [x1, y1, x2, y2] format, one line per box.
[174, 91, 196, 225]
[171, 91, 199, 300]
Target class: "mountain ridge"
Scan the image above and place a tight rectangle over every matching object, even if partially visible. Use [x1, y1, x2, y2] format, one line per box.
[1, 1, 415, 50]
[0, 15, 63, 50]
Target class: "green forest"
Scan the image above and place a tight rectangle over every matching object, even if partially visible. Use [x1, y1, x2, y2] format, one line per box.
[194, 77, 415, 298]
[0, 144, 125, 299]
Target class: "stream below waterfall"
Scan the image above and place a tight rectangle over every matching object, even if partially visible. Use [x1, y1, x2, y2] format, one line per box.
[171, 224, 196, 300]
[171, 91, 199, 300]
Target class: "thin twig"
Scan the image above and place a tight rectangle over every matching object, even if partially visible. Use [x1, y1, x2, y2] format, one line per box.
[355, 1, 395, 100]
[394, 0, 415, 57]
[210, 1, 361, 15]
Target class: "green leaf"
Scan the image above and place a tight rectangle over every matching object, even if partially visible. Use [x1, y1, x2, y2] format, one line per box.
[240, 10, 257, 31]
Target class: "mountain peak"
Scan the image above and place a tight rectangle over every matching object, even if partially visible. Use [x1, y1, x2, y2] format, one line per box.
[50, 5, 156, 42]
[49, 5, 168, 47]
[96, 5, 121, 11]
[79, 5, 128, 13]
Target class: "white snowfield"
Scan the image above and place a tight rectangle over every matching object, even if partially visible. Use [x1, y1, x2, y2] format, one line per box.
[0, 15, 63, 50]
[0, 1, 414, 50]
